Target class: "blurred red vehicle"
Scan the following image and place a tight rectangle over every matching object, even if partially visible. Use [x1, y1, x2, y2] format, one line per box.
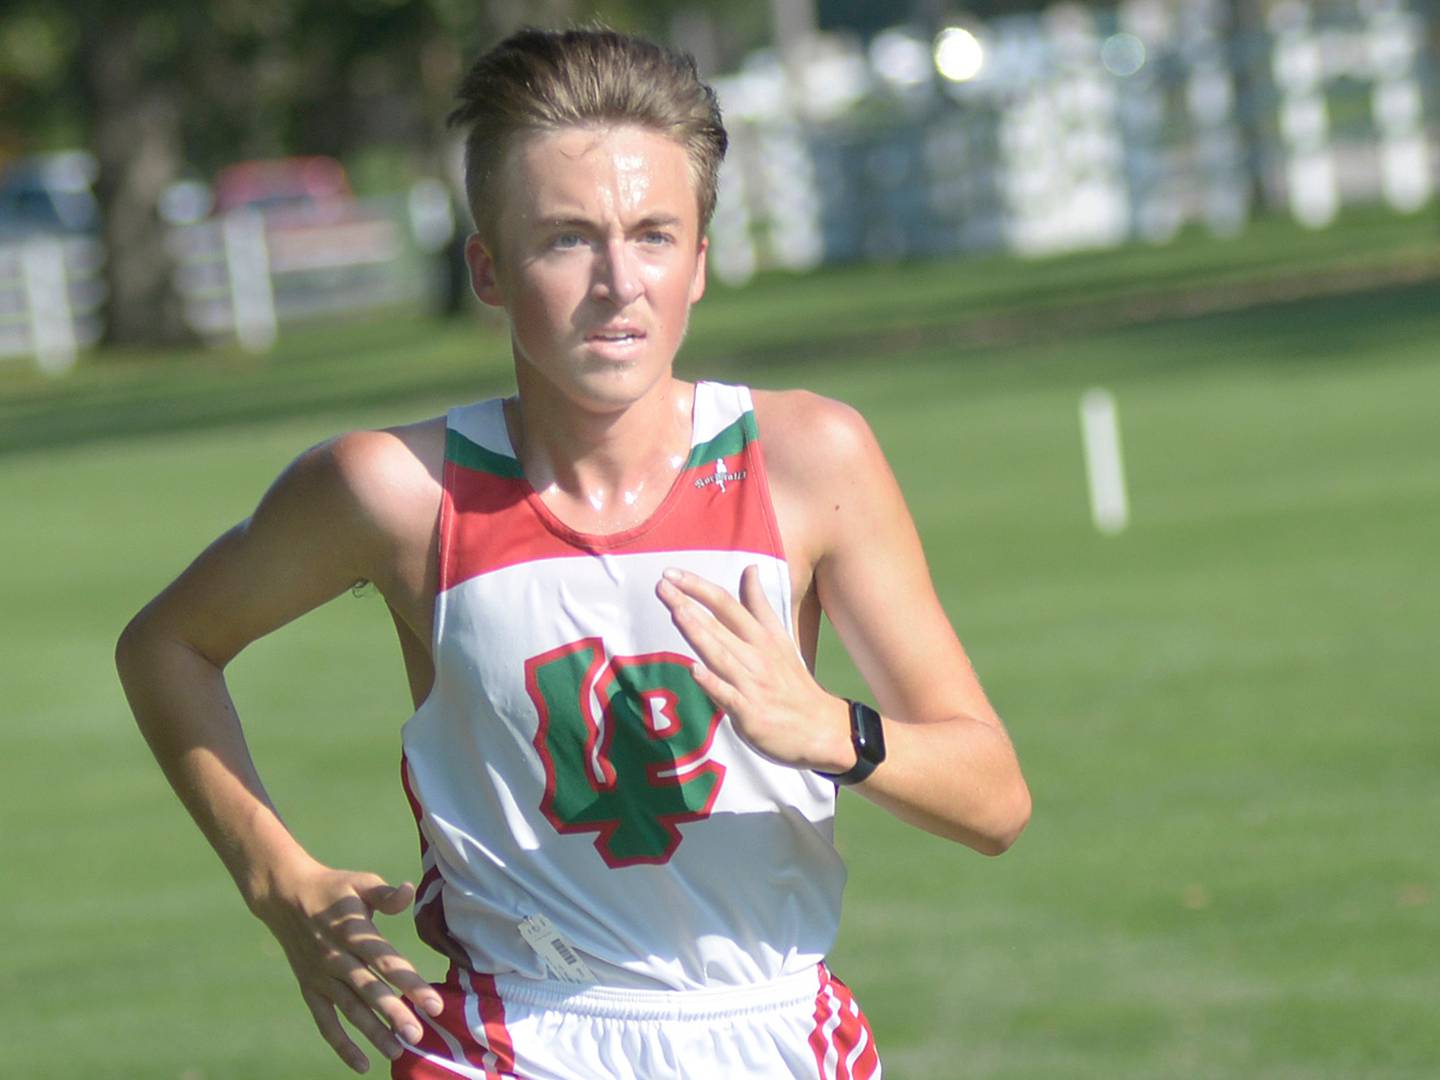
[212, 156, 400, 273]
[213, 156, 357, 224]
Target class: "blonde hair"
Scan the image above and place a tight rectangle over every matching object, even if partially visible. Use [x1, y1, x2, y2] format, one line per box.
[449, 26, 728, 244]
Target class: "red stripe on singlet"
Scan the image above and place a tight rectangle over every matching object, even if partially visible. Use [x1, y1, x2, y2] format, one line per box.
[400, 755, 470, 967]
[399, 754, 429, 856]
[441, 449, 782, 590]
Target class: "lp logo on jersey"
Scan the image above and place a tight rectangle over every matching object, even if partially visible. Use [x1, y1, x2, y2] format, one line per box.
[524, 638, 726, 867]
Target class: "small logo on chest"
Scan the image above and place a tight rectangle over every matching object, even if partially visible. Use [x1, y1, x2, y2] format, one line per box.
[693, 457, 748, 493]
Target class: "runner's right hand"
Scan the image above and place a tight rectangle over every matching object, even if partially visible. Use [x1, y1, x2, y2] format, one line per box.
[249, 860, 444, 1073]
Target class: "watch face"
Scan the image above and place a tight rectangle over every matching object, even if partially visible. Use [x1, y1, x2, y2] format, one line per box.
[852, 701, 886, 765]
[818, 701, 886, 785]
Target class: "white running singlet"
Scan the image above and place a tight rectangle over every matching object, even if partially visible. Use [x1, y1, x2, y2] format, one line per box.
[400, 383, 848, 994]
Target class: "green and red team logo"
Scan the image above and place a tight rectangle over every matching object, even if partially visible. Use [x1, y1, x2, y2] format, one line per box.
[524, 637, 726, 867]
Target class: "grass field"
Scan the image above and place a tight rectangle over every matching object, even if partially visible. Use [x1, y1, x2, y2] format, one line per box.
[3, 214, 1438, 1078]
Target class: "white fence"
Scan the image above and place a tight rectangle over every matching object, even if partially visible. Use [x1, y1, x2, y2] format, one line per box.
[707, 0, 1438, 282]
[3, 0, 1434, 369]
[168, 190, 450, 353]
[1, 186, 453, 376]
[0, 237, 105, 375]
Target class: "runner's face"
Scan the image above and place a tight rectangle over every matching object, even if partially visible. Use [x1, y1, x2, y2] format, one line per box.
[468, 125, 708, 412]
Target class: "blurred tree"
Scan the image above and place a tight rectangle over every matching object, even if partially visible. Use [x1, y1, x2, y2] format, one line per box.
[75, 4, 196, 344]
[1, 0, 775, 346]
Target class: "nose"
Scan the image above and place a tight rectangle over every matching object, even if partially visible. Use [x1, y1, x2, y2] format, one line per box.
[592, 238, 642, 307]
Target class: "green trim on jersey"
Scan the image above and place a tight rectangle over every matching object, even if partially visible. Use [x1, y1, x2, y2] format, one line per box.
[684, 411, 756, 471]
[447, 429, 525, 479]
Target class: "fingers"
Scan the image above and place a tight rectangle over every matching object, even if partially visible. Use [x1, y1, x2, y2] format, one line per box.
[662, 583, 754, 690]
[301, 948, 425, 1071]
[688, 658, 744, 714]
[302, 985, 375, 1074]
[350, 929, 444, 1019]
[334, 883, 444, 1028]
[273, 868, 446, 1074]
[738, 564, 787, 635]
[351, 878, 443, 1017]
[358, 878, 415, 916]
[348, 963, 419, 1052]
[659, 567, 764, 645]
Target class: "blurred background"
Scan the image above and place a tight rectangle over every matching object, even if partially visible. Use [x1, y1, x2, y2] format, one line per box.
[2, 0, 1436, 364]
[2, 1, 1437, 1077]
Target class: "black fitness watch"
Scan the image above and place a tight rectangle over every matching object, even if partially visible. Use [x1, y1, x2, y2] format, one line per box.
[818, 699, 886, 786]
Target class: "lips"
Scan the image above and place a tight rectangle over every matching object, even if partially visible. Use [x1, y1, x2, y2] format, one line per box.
[586, 326, 646, 344]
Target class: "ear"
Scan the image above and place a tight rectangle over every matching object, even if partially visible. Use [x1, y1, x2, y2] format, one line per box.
[465, 232, 506, 308]
[688, 236, 708, 305]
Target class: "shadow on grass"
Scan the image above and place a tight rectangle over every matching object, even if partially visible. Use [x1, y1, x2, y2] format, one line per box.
[0, 313, 517, 459]
[2, 227, 1436, 460]
[698, 278, 1440, 393]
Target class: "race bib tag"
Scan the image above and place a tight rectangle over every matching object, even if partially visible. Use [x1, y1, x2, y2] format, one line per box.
[517, 914, 596, 984]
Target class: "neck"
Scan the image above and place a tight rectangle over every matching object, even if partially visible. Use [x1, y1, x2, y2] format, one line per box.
[505, 370, 696, 529]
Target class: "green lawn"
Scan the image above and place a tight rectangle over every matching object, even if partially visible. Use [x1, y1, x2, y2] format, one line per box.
[2, 215, 1437, 1077]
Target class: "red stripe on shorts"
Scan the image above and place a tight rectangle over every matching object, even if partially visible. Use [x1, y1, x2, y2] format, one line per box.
[827, 969, 879, 1080]
[809, 965, 837, 1078]
[391, 969, 517, 1079]
[809, 965, 880, 1080]
[467, 971, 517, 1075]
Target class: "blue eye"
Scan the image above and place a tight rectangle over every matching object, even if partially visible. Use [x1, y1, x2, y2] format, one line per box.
[551, 232, 585, 249]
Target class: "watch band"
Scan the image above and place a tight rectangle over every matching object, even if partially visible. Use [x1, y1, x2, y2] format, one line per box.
[818, 699, 886, 786]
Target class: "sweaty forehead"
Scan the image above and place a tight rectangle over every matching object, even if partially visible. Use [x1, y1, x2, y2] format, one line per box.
[502, 125, 698, 222]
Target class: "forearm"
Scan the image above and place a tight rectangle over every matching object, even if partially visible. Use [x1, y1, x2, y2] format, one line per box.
[852, 708, 1031, 855]
[115, 614, 316, 908]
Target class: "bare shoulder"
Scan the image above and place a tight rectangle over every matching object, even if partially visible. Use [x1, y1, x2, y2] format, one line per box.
[751, 388, 883, 490]
[315, 416, 446, 529]
[123, 416, 447, 667]
[751, 388, 906, 577]
[256, 415, 445, 592]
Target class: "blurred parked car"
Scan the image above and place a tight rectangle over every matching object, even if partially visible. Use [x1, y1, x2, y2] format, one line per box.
[213, 156, 360, 225]
[211, 156, 402, 272]
[0, 151, 100, 240]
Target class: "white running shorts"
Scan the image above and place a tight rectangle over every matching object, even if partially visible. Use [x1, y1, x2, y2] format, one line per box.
[392, 963, 881, 1080]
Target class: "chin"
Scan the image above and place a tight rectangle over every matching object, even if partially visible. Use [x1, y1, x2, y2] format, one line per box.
[561, 364, 663, 413]
[515, 341, 675, 414]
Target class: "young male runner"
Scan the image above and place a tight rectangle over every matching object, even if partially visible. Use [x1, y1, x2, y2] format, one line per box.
[117, 27, 1030, 1080]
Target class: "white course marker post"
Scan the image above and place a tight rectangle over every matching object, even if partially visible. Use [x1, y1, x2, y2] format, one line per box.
[1080, 388, 1130, 535]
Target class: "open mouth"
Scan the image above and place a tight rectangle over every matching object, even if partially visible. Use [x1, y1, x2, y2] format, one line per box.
[587, 329, 645, 345]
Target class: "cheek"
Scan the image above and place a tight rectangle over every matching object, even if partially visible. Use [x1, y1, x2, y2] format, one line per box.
[645, 262, 697, 311]
[515, 266, 587, 320]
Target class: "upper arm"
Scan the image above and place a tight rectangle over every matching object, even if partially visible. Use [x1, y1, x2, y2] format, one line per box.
[125, 425, 441, 668]
[762, 392, 1001, 731]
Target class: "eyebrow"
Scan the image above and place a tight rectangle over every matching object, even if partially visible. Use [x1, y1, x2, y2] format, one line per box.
[539, 214, 685, 231]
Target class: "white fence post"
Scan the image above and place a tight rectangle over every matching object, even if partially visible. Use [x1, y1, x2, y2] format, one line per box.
[20, 238, 78, 376]
[1367, 0, 1433, 213]
[1270, 1, 1339, 228]
[222, 209, 277, 353]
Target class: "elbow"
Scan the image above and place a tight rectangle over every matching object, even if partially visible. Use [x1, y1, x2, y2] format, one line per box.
[115, 610, 163, 722]
[975, 779, 1031, 857]
[115, 603, 178, 692]
[115, 609, 150, 683]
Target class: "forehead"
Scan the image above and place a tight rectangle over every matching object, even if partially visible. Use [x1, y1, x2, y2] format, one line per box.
[499, 125, 699, 220]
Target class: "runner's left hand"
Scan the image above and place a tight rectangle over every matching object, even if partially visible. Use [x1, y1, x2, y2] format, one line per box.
[657, 565, 853, 773]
